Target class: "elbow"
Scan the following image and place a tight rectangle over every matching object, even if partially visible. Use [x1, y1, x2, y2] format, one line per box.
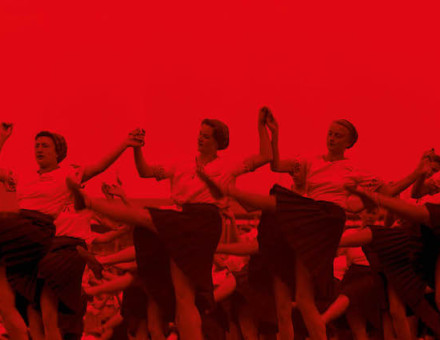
[270, 162, 281, 172]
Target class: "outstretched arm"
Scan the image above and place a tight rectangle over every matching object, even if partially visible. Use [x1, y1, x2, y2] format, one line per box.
[92, 225, 132, 244]
[346, 186, 431, 226]
[242, 107, 273, 171]
[380, 151, 435, 197]
[267, 114, 299, 173]
[0, 122, 13, 155]
[82, 131, 144, 183]
[411, 151, 440, 199]
[98, 246, 136, 265]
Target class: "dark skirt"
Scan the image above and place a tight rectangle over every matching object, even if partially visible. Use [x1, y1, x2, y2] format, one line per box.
[231, 254, 278, 335]
[37, 236, 87, 314]
[258, 185, 346, 293]
[369, 224, 440, 336]
[0, 210, 55, 302]
[340, 264, 386, 329]
[134, 203, 222, 316]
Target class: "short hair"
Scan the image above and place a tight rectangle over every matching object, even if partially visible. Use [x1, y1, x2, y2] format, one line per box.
[333, 119, 358, 149]
[201, 119, 229, 150]
[35, 131, 68, 163]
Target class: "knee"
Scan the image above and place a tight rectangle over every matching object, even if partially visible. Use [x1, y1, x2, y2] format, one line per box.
[0, 290, 16, 310]
[295, 292, 314, 312]
[174, 285, 195, 306]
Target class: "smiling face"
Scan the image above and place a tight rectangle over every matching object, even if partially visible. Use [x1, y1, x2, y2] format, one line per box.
[198, 124, 218, 155]
[35, 136, 58, 169]
[326, 122, 352, 154]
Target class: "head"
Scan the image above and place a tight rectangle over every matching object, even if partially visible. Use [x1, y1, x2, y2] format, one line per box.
[428, 154, 440, 177]
[327, 119, 358, 155]
[198, 119, 229, 154]
[360, 206, 380, 226]
[35, 131, 67, 169]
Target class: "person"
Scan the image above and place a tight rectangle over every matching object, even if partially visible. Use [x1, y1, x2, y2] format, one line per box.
[321, 207, 388, 340]
[0, 123, 143, 340]
[339, 182, 440, 337]
[67, 108, 274, 340]
[197, 114, 428, 340]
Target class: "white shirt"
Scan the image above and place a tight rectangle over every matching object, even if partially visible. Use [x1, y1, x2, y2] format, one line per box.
[54, 205, 95, 243]
[292, 156, 383, 210]
[16, 164, 84, 218]
[154, 156, 255, 207]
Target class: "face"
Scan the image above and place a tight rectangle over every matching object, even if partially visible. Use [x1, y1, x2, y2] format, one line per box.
[198, 124, 218, 154]
[35, 136, 58, 169]
[326, 122, 352, 154]
[360, 207, 380, 226]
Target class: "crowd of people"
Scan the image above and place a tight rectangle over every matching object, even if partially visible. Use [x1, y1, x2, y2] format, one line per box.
[0, 108, 439, 340]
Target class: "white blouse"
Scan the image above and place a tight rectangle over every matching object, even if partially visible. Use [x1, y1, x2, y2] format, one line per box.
[16, 164, 84, 218]
[289, 155, 383, 210]
[153, 156, 255, 207]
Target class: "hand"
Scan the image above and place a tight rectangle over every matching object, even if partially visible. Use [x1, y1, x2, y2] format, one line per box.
[102, 182, 126, 199]
[265, 111, 279, 135]
[416, 149, 438, 177]
[258, 107, 271, 125]
[4, 170, 16, 192]
[0, 122, 13, 141]
[126, 128, 145, 148]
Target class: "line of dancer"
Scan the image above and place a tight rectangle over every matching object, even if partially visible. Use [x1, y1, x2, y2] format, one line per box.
[1, 108, 440, 340]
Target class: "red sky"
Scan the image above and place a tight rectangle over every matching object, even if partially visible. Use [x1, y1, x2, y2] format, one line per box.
[1, 1, 439, 198]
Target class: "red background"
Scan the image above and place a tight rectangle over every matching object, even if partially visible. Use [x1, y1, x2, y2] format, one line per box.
[1, 1, 439, 198]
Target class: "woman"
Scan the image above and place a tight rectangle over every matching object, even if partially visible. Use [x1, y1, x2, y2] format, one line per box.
[67, 108, 273, 340]
[0, 123, 143, 340]
[339, 183, 440, 337]
[199, 115, 426, 340]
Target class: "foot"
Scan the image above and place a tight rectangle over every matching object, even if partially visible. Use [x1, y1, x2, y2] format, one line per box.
[66, 177, 88, 210]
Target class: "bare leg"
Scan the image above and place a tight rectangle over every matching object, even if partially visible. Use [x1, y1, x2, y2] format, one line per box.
[169, 259, 203, 340]
[339, 228, 373, 247]
[346, 308, 368, 340]
[0, 266, 29, 340]
[382, 311, 396, 340]
[229, 187, 277, 212]
[321, 294, 350, 325]
[237, 303, 259, 340]
[295, 258, 327, 340]
[27, 305, 45, 340]
[387, 285, 411, 340]
[273, 275, 294, 340]
[134, 319, 149, 340]
[40, 284, 62, 340]
[145, 293, 166, 340]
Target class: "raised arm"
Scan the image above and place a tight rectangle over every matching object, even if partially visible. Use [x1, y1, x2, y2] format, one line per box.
[379, 151, 435, 197]
[82, 130, 144, 183]
[0, 123, 16, 190]
[132, 128, 173, 179]
[266, 114, 298, 173]
[243, 107, 273, 170]
[0, 122, 13, 155]
[411, 151, 440, 199]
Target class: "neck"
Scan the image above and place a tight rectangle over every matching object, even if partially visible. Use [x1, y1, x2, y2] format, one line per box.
[38, 164, 59, 174]
[325, 151, 345, 162]
[197, 151, 218, 165]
